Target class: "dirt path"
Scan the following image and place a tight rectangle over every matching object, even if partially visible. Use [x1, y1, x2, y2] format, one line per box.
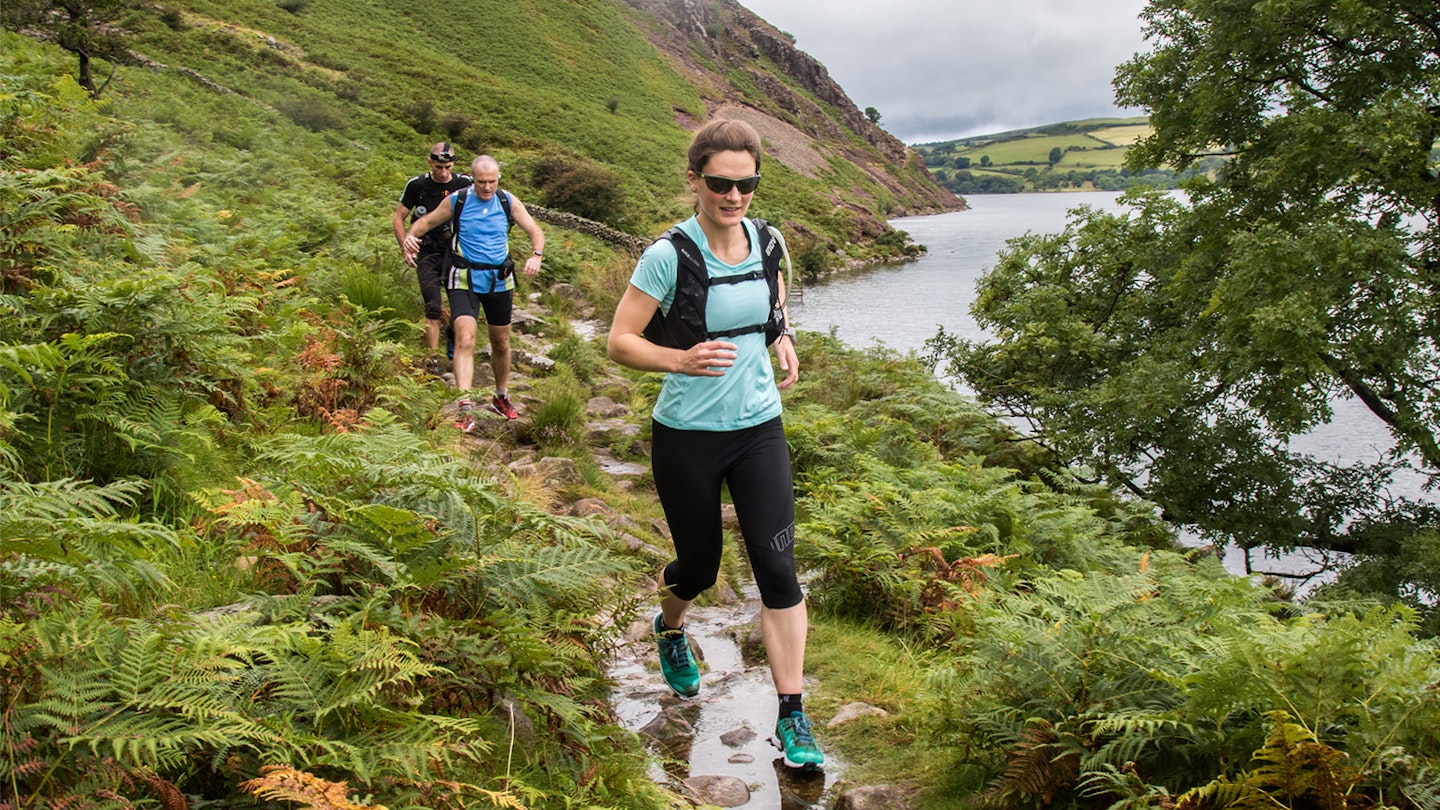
[609, 583, 843, 808]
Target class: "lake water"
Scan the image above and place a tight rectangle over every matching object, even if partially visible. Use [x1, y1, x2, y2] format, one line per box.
[791, 192, 1425, 589]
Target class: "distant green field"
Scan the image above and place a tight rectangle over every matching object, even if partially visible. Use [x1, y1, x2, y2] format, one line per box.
[918, 117, 1153, 167]
[915, 117, 1211, 193]
[961, 134, 1101, 164]
[1090, 124, 1152, 146]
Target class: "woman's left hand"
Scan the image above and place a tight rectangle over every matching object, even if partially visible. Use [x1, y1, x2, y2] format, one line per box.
[773, 335, 799, 389]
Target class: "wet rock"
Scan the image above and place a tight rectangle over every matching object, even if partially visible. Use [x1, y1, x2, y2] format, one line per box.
[640, 706, 694, 746]
[682, 775, 750, 807]
[727, 752, 755, 764]
[734, 621, 766, 665]
[835, 784, 912, 809]
[776, 771, 828, 807]
[827, 702, 889, 728]
[720, 726, 757, 747]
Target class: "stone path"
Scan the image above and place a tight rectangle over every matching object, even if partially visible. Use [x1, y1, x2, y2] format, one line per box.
[608, 590, 841, 808]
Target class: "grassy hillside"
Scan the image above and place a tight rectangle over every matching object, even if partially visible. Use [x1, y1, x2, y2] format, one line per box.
[77, 0, 953, 259]
[914, 116, 1224, 193]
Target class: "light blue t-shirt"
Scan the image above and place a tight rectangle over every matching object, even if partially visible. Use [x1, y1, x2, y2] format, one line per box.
[448, 190, 514, 293]
[630, 217, 782, 431]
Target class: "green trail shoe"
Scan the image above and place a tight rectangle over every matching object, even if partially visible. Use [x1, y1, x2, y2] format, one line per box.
[652, 613, 700, 698]
[771, 710, 824, 771]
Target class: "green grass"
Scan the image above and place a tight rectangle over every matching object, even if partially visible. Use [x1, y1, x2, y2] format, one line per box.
[805, 617, 983, 808]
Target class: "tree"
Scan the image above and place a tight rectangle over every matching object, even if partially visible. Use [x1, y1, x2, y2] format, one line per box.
[1048, 146, 1063, 165]
[1, 0, 139, 97]
[864, 106, 881, 124]
[930, 0, 1440, 601]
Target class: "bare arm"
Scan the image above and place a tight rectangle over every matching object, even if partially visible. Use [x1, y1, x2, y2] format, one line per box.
[507, 195, 546, 277]
[400, 194, 454, 267]
[771, 273, 799, 389]
[607, 284, 737, 377]
[392, 203, 412, 248]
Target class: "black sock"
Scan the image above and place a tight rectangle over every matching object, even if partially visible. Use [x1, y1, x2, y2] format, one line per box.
[778, 693, 803, 721]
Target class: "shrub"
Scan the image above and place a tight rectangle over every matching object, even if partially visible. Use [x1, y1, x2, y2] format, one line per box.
[526, 366, 588, 450]
[399, 99, 436, 134]
[531, 153, 628, 228]
[274, 96, 344, 132]
[438, 112, 472, 143]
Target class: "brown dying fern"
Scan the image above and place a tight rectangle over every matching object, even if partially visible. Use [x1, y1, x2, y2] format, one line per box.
[240, 765, 378, 810]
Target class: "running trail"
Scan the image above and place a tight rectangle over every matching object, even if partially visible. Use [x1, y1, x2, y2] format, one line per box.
[609, 581, 843, 808]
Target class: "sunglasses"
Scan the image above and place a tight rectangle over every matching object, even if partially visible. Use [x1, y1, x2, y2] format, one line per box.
[429, 152, 454, 163]
[698, 173, 761, 195]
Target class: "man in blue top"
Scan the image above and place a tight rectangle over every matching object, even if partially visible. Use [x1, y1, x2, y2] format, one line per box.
[402, 155, 545, 426]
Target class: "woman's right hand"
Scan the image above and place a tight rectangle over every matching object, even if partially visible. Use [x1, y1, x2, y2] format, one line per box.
[679, 340, 738, 377]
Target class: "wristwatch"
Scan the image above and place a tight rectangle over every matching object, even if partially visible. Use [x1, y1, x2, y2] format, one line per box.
[532, 250, 544, 257]
[782, 327, 797, 342]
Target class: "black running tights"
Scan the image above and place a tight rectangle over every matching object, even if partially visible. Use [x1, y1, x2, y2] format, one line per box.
[651, 416, 803, 610]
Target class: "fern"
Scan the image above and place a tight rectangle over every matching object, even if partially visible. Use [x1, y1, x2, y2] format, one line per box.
[0, 477, 177, 601]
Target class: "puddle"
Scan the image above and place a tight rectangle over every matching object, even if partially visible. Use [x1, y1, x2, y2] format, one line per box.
[611, 589, 844, 808]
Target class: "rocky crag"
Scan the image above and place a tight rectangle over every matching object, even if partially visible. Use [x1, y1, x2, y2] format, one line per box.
[624, 0, 964, 229]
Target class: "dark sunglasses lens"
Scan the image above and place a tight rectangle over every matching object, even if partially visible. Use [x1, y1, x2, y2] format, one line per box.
[703, 175, 759, 194]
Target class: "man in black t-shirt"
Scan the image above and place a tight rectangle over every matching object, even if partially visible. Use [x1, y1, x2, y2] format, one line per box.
[393, 142, 472, 365]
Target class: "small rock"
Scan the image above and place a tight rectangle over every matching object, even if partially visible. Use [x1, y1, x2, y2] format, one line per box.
[683, 775, 750, 807]
[720, 726, 756, 747]
[836, 784, 912, 810]
[586, 395, 629, 418]
[549, 282, 586, 303]
[827, 702, 889, 728]
[727, 752, 755, 764]
[639, 706, 694, 744]
[535, 456, 583, 487]
[570, 498, 613, 517]
[493, 695, 536, 743]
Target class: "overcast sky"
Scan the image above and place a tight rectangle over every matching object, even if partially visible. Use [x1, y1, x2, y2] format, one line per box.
[738, 0, 1153, 144]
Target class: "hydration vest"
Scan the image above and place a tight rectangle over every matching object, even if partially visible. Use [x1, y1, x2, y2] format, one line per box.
[443, 188, 517, 289]
[642, 218, 789, 349]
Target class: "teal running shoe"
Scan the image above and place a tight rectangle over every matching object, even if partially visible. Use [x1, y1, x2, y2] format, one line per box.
[771, 711, 824, 771]
[652, 613, 700, 698]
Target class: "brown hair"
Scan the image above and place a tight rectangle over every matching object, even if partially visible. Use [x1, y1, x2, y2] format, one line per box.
[687, 118, 762, 175]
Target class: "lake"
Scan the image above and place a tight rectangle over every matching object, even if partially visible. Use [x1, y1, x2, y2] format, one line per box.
[791, 191, 1423, 589]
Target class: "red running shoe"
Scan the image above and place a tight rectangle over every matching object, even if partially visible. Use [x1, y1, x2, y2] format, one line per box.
[489, 394, 519, 420]
[452, 400, 477, 432]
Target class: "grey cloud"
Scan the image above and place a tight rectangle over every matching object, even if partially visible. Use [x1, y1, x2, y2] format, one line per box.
[741, 0, 1150, 142]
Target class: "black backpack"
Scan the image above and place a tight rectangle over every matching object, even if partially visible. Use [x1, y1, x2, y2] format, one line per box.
[642, 218, 789, 349]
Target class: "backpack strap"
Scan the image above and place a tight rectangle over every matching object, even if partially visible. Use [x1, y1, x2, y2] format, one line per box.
[498, 190, 514, 231]
[641, 219, 791, 348]
[448, 187, 470, 263]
